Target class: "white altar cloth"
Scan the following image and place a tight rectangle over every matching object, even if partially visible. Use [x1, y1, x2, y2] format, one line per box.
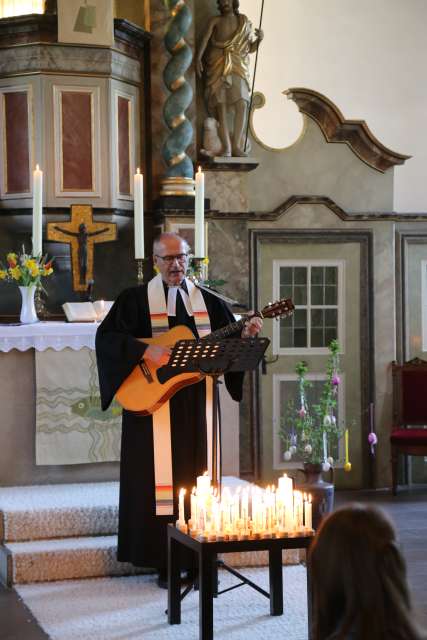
[0, 322, 99, 352]
[0, 322, 121, 465]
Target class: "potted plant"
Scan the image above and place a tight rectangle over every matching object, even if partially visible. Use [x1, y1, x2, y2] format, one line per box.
[280, 340, 350, 527]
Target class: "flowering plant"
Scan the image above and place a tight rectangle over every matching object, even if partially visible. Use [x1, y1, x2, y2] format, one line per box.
[187, 255, 226, 288]
[280, 339, 345, 470]
[0, 249, 53, 287]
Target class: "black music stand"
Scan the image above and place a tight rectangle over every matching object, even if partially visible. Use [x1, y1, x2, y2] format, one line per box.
[163, 336, 270, 490]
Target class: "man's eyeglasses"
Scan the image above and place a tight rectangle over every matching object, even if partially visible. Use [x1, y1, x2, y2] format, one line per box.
[155, 253, 188, 264]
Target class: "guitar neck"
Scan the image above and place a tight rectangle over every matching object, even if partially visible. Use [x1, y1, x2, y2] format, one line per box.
[207, 316, 249, 340]
[202, 297, 293, 341]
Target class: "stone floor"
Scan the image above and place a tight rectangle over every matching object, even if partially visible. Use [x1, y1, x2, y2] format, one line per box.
[1, 487, 426, 640]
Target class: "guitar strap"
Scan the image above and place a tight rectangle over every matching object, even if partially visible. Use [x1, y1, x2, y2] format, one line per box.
[147, 274, 213, 516]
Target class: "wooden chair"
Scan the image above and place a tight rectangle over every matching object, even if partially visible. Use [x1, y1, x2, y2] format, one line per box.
[391, 358, 427, 495]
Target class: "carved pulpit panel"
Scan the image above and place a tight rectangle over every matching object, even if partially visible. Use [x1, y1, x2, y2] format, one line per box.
[47, 205, 117, 291]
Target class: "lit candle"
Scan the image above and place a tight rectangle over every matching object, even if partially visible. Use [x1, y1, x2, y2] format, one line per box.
[32, 164, 43, 257]
[178, 488, 186, 529]
[196, 471, 210, 493]
[194, 166, 205, 257]
[190, 487, 196, 525]
[304, 494, 312, 530]
[133, 168, 144, 259]
[241, 489, 248, 529]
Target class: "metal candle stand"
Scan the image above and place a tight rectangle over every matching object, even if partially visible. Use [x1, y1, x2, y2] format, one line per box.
[136, 258, 148, 284]
[168, 524, 314, 640]
[164, 335, 316, 639]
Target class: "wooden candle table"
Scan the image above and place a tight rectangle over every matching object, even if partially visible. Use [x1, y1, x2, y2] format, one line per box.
[167, 524, 314, 640]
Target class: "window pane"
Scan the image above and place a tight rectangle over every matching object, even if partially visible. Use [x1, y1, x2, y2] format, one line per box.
[294, 267, 307, 285]
[280, 284, 292, 300]
[311, 327, 324, 347]
[325, 267, 337, 285]
[294, 328, 307, 347]
[293, 285, 307, 305]
[325, 328, 337, 345]
[294, 309, 307, 328]
[325, 285, 337, 305]
[311, 267, 324, 285]
[280, 378, 329, 462]
[280, 326, 293, 348]
[325, 308, 337, 327]
[311, 285, 323, 305]
[280, 267, 293, 285]
[311, 309, 323, 327]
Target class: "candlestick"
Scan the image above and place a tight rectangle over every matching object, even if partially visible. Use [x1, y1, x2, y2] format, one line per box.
[194, 166, 205, 257]
[134, 168, 144, 259]
[136, 258, 147, 284]
[32, 164, 43, 257]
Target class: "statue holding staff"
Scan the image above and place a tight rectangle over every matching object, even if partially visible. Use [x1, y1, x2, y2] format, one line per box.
[196, 0, 263, 158]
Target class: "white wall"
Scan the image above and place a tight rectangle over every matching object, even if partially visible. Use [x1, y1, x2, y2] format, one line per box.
[240, 0, 427, 213]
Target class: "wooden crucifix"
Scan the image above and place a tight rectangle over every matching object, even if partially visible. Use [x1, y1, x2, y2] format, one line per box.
[47, 205, 117, 292]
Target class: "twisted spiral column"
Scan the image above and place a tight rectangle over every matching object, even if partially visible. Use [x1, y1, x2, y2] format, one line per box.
[161, 0, 195, 197]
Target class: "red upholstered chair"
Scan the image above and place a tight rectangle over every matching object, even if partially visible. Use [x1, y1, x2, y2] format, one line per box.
[391, 358, 427, 495]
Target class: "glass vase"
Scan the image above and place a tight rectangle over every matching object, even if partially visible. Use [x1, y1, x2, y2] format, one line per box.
[19, 285, 39, 324]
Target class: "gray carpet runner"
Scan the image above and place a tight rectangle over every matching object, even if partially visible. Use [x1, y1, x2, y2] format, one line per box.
[0, 480, 301, 586]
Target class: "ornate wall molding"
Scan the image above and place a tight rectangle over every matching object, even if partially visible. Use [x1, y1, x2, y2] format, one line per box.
[163, 195, 427, 222]
[285, 87, 410, 173]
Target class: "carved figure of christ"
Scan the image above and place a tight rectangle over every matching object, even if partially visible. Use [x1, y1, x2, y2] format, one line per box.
[47, 205, 117, 292]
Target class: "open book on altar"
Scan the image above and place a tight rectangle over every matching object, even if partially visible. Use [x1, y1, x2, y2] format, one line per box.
[62, 300, 114, 323]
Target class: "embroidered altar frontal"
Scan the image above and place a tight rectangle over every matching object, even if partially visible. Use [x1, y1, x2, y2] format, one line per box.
[35, 348, 122, 465]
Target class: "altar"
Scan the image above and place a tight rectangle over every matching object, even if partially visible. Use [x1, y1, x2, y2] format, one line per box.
[0, 322, 120, 487]
[0, 321, 240, 487]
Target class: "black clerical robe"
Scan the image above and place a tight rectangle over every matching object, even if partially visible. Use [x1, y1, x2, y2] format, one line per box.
[96, 283, 243, 568]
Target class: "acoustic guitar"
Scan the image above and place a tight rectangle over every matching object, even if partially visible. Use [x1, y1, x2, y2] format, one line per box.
[115, 298, 294, 415]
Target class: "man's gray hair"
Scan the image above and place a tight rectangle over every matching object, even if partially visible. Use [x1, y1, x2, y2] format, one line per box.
[153, 232, 190, 255]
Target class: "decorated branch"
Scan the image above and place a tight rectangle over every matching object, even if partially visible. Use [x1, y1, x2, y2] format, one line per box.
[280, 340, 351, 472]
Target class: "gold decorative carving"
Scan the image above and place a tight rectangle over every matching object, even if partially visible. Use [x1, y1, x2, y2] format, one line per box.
[47, 205, 117, 292]
[285, 87, 411, 173]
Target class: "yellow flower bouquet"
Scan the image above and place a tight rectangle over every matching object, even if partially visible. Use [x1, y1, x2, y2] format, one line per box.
[0, 249, 53, 287]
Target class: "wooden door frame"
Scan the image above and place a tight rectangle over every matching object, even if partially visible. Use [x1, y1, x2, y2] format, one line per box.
[249, 229, 375, 488]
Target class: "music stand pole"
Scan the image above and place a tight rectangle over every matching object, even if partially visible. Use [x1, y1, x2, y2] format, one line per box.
[210, 372, 222, 493]
[165, 336, 270, 497]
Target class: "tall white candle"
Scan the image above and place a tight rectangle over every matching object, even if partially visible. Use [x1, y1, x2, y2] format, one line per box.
[194, 166, 205, 257]
[196, 472, 210, 493]
[134, 168, 144, 259]
[304, 495, 312, 530]
[178, 488, 186, 528]
[32, 164, 43, 257]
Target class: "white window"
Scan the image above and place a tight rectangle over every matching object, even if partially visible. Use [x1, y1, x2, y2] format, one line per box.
[273, 260, 345, 355]
[272, 373, 345, 471]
